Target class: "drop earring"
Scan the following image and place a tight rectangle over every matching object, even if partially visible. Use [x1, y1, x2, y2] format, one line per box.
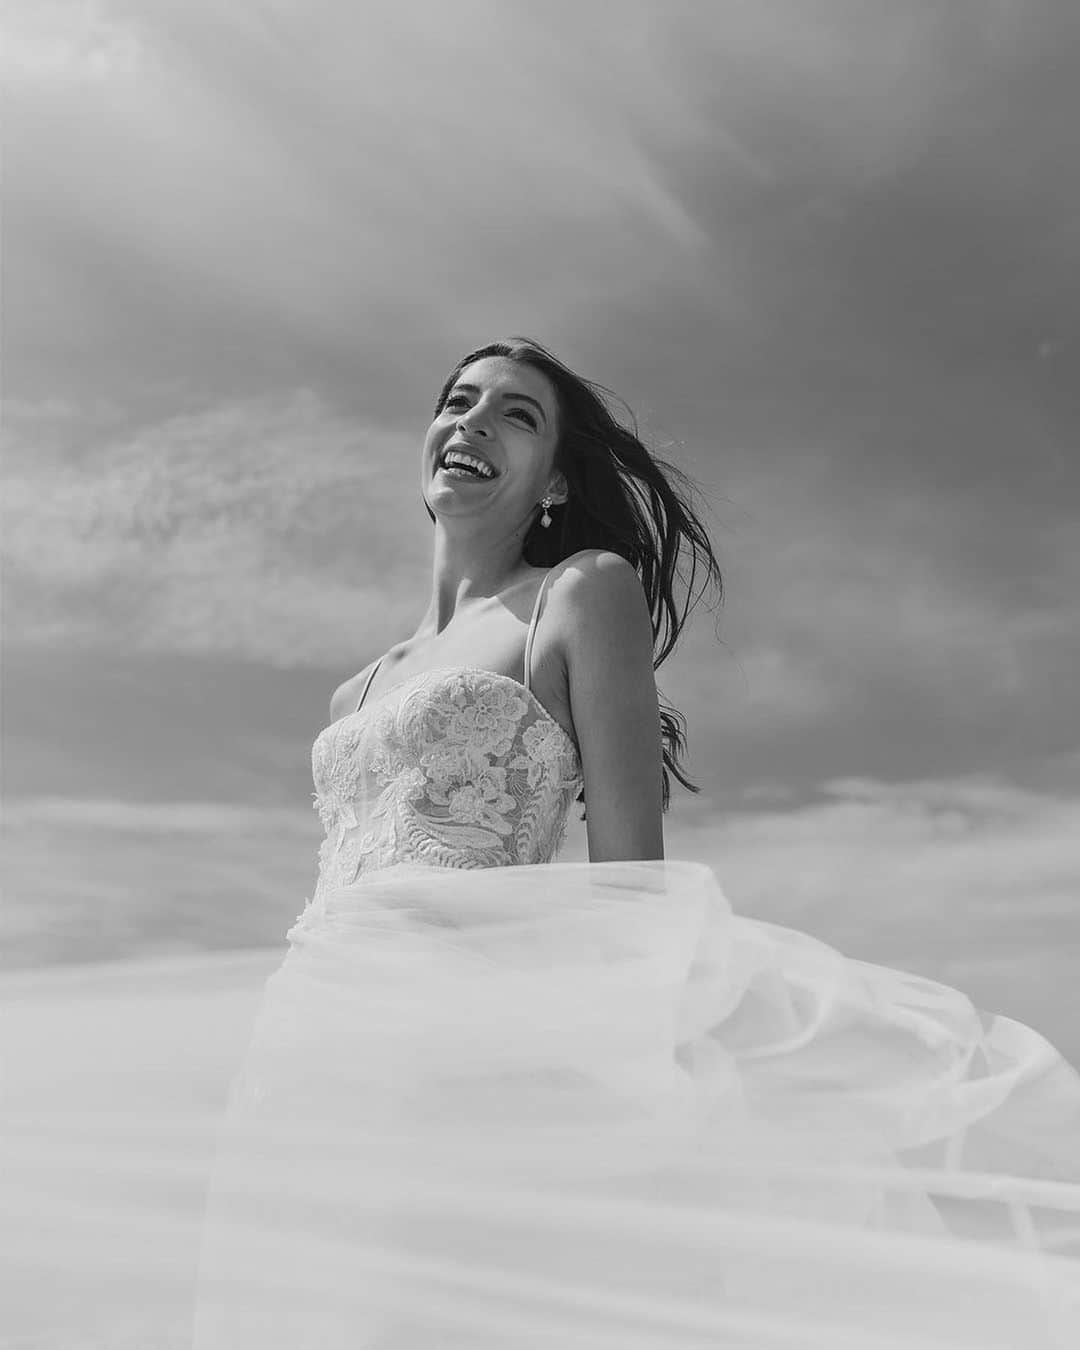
[539, 496, 553, 528]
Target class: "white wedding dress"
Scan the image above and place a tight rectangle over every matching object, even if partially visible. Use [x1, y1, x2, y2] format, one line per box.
[190, 575, 1080, 1348]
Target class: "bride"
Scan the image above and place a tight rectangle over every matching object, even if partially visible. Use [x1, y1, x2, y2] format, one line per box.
[192, 337, 1080, 1348]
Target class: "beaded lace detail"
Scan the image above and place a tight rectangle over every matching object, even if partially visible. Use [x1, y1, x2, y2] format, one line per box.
[299, 668, 582, 925]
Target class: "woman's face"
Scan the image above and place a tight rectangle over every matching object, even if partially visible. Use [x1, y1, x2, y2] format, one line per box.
[422, 356, 564, 528]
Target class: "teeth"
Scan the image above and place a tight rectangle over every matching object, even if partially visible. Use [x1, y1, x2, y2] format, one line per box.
[442, 451, 495, 479]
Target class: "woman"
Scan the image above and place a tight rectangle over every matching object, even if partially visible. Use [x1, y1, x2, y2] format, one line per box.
[193, 339, 1080, 1348]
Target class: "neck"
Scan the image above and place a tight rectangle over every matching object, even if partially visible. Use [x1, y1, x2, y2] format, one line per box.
[422, 522, 533, 634]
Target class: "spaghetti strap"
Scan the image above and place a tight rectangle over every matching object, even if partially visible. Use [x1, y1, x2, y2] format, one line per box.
[355, 657, 384, 713]
[523, 570, 556, 694]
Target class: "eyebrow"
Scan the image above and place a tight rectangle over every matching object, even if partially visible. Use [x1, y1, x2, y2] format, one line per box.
[449, 383, 548, 425]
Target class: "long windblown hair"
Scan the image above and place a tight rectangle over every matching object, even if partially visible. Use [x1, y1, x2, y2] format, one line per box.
[432, 336, 723, 811]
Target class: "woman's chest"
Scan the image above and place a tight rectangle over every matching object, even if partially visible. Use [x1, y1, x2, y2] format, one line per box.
[358, 625, 573, 747]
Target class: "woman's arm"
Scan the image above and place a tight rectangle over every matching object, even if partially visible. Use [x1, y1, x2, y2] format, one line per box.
[555, 550, 665, 862]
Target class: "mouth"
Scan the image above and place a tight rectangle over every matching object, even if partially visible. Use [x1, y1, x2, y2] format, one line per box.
[436, 447, 499, 481]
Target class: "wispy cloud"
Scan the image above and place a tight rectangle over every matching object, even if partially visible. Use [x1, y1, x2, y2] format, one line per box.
[3, 793, 320, 967]
[14, 0, 1074, 422]
[3, 392, 433, 661]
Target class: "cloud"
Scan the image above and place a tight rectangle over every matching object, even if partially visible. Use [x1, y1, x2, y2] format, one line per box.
[2, 0, 143, 84]
[2, 391, 434, 663]
[3, 793, 320, 967]
[16, 0, 1073, 426]
[666, 770, 1080, 965]
[5, 0, 733, 416]
[646, 439, 1080, 797]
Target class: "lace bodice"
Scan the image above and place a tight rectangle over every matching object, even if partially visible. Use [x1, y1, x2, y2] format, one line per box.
[304, 666, 583, 913]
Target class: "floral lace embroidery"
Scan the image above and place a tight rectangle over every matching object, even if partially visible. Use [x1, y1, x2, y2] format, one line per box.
[300, 669, 582, 925]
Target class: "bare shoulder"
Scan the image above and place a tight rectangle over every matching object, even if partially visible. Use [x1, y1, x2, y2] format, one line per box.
[536, 552, 654, 709]
[544, 549, 651, 646]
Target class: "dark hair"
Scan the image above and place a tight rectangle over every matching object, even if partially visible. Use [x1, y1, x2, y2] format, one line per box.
[430, 336, 723, 811]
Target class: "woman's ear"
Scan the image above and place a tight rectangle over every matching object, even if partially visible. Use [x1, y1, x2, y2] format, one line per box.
[546, 470, 569, 506]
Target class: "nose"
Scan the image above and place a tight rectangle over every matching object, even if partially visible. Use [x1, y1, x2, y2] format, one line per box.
[456, 404, 491, 438]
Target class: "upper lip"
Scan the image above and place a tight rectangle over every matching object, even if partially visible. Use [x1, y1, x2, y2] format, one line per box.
[439, 443, 499, 476]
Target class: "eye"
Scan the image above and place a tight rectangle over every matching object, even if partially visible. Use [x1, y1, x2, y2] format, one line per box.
[508, 408, 538, 429]
[443, 394, 469, 411]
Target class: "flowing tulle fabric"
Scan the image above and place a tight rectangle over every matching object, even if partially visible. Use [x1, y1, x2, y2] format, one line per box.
[5, 859, 1079, 1347]
[178, 860, 1080, 1348]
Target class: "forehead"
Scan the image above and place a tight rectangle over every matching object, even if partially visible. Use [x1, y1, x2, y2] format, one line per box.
[453, 357, 558, 416]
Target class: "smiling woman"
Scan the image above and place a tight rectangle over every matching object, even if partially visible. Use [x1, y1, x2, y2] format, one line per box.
[418, 338, 723, 816]
[179, 337, 1080, 1349]
[5, 0, 1080, 1341]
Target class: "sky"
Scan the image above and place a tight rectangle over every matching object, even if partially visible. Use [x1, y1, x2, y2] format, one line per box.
[3, 0, 1079, 1046]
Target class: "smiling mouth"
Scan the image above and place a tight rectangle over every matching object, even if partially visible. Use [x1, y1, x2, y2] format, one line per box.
[438, 450, 498, 480]
[439, 465, 491, 482]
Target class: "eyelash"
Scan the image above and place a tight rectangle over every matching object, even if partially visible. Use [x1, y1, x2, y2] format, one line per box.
[444, 395, 537, 430]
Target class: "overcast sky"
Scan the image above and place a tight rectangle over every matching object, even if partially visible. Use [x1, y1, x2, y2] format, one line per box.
[3, 0, 1079, 1042]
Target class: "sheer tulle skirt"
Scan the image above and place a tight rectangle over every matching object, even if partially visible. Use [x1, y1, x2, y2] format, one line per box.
[189, 860, 1080, 1348]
